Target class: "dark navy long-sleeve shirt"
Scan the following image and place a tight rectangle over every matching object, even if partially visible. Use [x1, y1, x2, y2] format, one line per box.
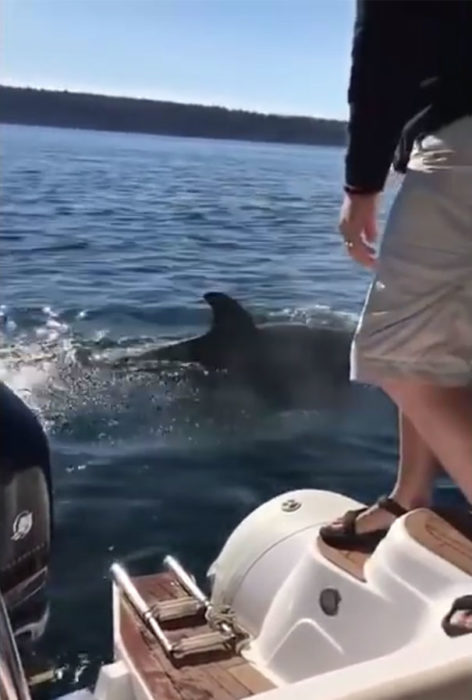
[345, 0, 472, 194]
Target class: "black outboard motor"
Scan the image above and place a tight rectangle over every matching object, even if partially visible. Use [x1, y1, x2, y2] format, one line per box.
[0, 381, 52, 646]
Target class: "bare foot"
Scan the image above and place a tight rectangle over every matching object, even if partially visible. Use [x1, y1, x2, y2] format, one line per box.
[328, 494, 429, 535]
[442, 595, 472, 637]
[449, 610, 472, 634]
[328, 503, 397, 534]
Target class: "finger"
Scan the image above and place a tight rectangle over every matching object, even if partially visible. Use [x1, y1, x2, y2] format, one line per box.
[364, 218, 377, 244]
[345, 238, 376, 268]
[339, 218, 359, 240]
[339, 218, 376, 266]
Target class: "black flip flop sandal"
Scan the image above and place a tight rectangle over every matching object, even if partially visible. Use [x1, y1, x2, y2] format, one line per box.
[319, 495, 407, 553]
[441, 595, 472, 637]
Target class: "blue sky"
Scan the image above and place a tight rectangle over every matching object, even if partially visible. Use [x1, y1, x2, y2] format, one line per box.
[2, 0, 355, 119]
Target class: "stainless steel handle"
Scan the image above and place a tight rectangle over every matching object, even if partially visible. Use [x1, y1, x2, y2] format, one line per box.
[0, 592, 32, 700]
[163, 555, 208, 606]
[111, 563, 174, 654]
[111, 560, 235, 659]
[163, 556, 234, 638]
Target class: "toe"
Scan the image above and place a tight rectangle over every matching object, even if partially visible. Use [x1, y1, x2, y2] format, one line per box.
[450, 610, 472, 632]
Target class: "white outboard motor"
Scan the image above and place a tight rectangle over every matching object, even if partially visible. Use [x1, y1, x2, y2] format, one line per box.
[0, 381, 52, 646]
[207, 489, 361, 638]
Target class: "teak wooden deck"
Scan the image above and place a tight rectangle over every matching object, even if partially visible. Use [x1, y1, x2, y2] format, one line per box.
[317, 538, 369, 581]
[118, 572, 274, 700]
[404, 508, 472, 575]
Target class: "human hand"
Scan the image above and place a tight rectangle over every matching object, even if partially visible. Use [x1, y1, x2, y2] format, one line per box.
[339, 193, 378, 268]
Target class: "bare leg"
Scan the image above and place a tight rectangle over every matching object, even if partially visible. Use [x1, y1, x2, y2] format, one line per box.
[330, 408, 439, 534]
[382, 380, 472, 504]
[390, 409, 440, 507]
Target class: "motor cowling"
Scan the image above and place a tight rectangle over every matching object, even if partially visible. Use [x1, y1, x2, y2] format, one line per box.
[0, 381, 52, 644]
[207, 489, 361, 638]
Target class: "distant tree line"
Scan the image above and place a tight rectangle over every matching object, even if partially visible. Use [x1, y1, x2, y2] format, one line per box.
[0, 86, 347, 148]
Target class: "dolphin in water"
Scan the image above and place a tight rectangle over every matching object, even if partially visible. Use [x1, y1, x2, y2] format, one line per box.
[116, 292, 354, 409]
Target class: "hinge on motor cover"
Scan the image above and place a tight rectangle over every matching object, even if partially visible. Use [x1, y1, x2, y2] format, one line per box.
[111, 556, 248, 659]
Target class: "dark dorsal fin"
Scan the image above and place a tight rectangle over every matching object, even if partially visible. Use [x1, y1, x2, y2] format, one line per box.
[204, 292, 256, 336]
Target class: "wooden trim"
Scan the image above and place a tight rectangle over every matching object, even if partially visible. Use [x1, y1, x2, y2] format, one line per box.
[404, 508, 472, 575]
[317, 537, 369, 582]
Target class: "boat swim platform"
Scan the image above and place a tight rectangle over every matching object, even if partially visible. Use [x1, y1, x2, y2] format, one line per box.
[105, 502, 472, 700]
[115, 572, 274, 700]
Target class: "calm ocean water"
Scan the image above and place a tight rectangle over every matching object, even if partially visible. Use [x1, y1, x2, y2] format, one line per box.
[1, 124, 457, 697]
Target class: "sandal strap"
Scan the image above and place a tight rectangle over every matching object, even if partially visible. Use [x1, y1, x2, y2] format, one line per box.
[323, 498, 406, 540]
[340, 507, 369, 535]
[450, 595, 472, 613]
[376, 495, 407, 518]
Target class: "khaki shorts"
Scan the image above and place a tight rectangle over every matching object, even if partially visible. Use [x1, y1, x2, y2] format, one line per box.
[351, 115, 472, 387]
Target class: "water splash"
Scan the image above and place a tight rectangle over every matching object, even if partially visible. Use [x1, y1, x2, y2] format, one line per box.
[0, 301, 371, 448]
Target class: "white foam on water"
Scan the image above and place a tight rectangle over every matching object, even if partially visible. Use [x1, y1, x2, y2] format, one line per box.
[0, 304, 74, 416]
[267, 303, 357, 330]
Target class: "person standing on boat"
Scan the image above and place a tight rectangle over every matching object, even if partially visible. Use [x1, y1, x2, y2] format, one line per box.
[320, 0, 472, 550]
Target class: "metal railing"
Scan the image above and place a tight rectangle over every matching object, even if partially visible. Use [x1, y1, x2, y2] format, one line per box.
[111, 557, 239, 659]
[0, 592, 31, 700]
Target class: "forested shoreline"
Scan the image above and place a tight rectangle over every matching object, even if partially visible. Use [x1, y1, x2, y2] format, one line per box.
[0, 86, 346, 147]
